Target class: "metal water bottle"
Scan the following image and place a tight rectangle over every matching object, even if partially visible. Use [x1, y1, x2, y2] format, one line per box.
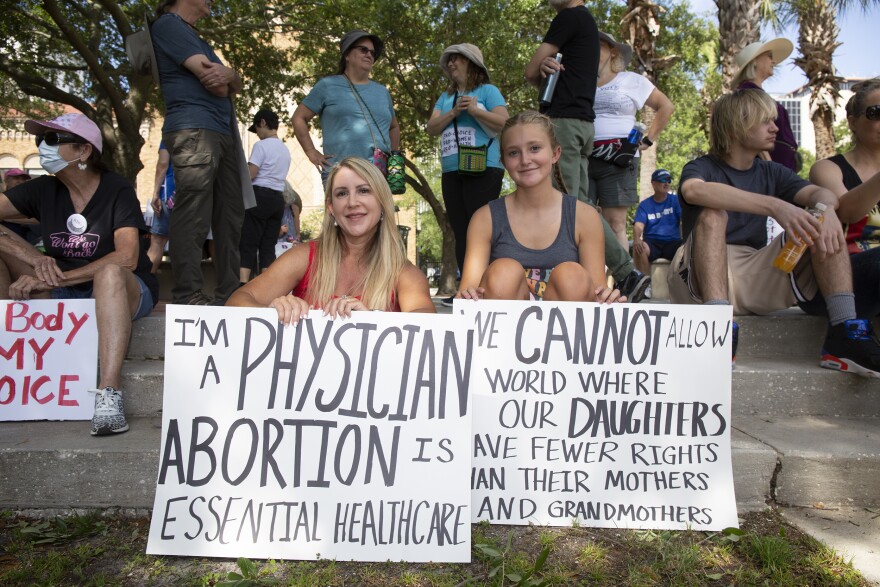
[627, 122, 647, 144]
[538, 53, 563, 109]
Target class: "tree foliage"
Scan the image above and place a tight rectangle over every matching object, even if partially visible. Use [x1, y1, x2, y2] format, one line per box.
[0, 0, 302, 180]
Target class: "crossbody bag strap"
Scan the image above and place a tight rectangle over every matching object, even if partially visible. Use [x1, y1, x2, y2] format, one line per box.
[344, 74, 389, 151]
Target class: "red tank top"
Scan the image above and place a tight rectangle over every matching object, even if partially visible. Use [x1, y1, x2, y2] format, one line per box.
[291, 241, 400, 310]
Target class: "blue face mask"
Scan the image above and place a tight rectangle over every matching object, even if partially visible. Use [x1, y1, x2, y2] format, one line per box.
[39, 142, 80, 175]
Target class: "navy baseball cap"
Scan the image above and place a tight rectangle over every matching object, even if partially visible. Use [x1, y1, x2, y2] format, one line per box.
[651, 169, 672, 182]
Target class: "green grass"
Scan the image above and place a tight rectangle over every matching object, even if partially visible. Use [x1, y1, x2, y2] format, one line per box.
[0, 510, 873, 586]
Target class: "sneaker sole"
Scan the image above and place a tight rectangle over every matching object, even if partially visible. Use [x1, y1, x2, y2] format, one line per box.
[90, 423, 130, 436]
[626, 276, 651, 304]
[819, 355, 880, 378]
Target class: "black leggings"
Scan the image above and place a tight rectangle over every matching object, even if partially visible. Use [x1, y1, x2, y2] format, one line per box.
[239, 186, 285, 270]
[442, 167, 505, 272]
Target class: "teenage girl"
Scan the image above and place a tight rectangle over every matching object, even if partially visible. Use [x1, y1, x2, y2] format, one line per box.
[456, 111, 623, 303]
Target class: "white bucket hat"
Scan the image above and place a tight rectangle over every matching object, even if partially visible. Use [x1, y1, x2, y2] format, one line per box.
[440, 44, 490, 81]
[734, 38, 793, 84]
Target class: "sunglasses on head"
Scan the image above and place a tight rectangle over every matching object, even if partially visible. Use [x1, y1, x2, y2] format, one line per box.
[350, 45, 377, 58]
[860, 105, 880, 121]
[35, 131, 85, 148]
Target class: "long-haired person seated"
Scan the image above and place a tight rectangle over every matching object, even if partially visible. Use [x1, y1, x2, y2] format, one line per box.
[227, 157, 435, 323]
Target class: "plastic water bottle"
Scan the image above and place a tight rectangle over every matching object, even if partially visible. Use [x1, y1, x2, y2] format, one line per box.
[627, 122, 646, 144]
[538, 53, 563, 109]
[772, 203, 827, 273]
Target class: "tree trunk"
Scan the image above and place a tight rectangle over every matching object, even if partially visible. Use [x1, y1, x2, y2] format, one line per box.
[715, 0, 761, 90]
[794, 0, 842, 159]
[403, 157, 458, 296]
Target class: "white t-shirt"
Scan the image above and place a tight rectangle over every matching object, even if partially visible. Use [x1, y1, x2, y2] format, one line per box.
[593, 71, 655, 141]
[249, 136, 292, 191]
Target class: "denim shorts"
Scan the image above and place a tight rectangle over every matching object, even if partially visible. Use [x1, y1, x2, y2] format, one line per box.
[52, 274, 154, 321]
[151, 200, 171, 237]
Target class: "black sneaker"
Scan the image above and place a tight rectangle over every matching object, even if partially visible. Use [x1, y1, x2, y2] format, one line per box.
[441, 296, 455, 308]
[615, 270, 651, 303]
[178, 291, 212, 305]
[820, 319, 880, 378]
[731, 322, 739, 369]
[90, 387, 129, 436]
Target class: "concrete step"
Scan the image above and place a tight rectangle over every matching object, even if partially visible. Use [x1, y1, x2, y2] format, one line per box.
[0, 418, 777, 513]
[736, 415, 880, 508]
[115, 356, 880, 420]
[732, 357, 880, 418]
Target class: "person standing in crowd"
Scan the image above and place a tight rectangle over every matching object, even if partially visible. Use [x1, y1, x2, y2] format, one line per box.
[525, 1, 651, 302]
[809, 78, 880, 319]
[228, 157, 435, 322]
[590, 31, 673, 250]
[292, 30, 399, 180]
[0, 114, 158, 435]
[734, 38, 800, 171]
[667, 89, 880, 377]
[239, 109, 291, 283]
[279, 180, 303, 244]
[632, 168, 682, 276]
[151, 0, 246, 306]
[456, 112, 622, 304]
[426, 43, 508, 307]
[147, 143, 174, 273]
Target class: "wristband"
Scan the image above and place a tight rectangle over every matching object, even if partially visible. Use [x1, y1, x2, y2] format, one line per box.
[641, 136, 654, 147]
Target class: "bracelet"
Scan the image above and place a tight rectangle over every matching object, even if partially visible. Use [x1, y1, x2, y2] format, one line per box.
[641, 136, 654, 147]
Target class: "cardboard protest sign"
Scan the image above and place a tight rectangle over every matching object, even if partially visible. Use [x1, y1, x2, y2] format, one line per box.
[148, 306, 472, 562]
[0, 299, 97, 421]
[458, 300, 737, 531]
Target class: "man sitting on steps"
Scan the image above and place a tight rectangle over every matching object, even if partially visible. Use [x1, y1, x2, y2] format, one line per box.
[667, 88, 880, 377]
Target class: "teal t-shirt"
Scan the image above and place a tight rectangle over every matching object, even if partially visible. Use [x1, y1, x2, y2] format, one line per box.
[301, 76, 395, 164]
[433, 84, 506, 173]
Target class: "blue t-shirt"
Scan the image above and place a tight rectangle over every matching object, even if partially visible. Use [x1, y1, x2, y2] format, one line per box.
[151, 13, 233, 135]
[433, 85, 506, 173]
[634, 194, 682, 243]
[158, 141, 176, 204]
[301, 76, 395, 163]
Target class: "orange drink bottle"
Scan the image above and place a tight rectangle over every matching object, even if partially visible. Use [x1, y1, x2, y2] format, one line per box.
[772, 203, 827, 273]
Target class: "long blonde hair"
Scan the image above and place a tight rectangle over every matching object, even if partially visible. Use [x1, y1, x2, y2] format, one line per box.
[308, 157, 406, 310]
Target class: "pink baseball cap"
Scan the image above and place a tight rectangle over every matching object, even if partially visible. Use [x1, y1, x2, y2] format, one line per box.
[4, 168, 30, 179]
[24, 113, 103, 154]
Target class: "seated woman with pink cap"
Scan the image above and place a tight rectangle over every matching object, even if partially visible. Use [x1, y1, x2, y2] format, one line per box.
[0, 113, 158, 437]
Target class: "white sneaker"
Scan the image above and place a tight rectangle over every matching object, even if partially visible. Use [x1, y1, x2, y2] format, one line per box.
[90, 387, 129, 436]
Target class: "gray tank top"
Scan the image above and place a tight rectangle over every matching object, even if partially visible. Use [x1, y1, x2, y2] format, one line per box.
[489, 194, 579, 300]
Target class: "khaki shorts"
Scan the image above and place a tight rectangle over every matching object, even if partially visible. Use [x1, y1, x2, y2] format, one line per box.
[667, 234, 820, 316]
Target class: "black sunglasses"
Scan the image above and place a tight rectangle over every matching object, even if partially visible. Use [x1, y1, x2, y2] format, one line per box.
[35, 131, 85, 148]
[860, 104, 880, 121]
[350, 45, 377, 58]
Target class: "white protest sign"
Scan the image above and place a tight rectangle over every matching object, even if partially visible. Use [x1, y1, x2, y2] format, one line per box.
[0, 299, 97, 421]
[458, 300, 737, 531]
[148, 306, 472, 562]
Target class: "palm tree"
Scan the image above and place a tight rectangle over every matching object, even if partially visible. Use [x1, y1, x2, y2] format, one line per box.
[715, 0, 764, 89]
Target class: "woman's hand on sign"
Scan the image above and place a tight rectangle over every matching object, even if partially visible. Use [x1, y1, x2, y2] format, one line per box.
[595, 285, 625, 304]
[456, 286, 485, 301]
[8, 275, 48, 300]
[323, 295, 367, 319]
[269, 294, 311, 326]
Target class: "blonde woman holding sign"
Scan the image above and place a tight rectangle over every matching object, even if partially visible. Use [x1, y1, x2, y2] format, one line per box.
[227, 157, 435, 323]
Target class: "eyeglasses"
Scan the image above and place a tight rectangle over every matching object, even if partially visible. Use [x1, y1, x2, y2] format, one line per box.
[351, 45, 377, 58]
[859, 105, 880, 121]
[35, 132, 85, 148]
[653, 178, 672, 184]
